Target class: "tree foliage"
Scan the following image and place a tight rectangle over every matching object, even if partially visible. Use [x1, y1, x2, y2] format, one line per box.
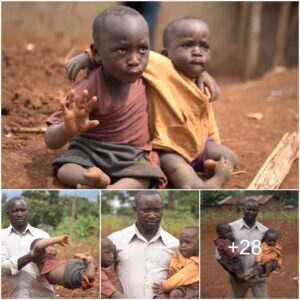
[1, 190, 100, 229]
[201, 190, 298, 207]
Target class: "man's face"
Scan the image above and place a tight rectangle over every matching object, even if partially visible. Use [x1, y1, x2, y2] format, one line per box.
[179, 228, 199, 258]
[101, 238, 115, 268]
[165, 20, 211, 79]
[95, 15, 150, 84]
[243, 201, 259, 223]
[8, 199, 29, 230]
[134, 195, 163, 232]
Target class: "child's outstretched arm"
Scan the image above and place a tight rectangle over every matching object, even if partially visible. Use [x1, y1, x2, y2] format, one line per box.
[45, 89, 99, 149]
[31, 235, 69, 256]
[66, 52, 92, 81]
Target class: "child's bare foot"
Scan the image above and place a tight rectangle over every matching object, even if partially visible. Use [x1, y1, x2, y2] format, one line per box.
[79, 167, 110, 188]
[214, 157, 233, 182]
[203, 159, 218, 178]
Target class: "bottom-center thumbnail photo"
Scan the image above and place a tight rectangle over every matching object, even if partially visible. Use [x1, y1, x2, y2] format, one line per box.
[100, 190, 200, 299]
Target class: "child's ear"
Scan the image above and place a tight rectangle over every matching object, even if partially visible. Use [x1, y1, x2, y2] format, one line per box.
[161, 49, 168, 57]
[92, 46, 101, 65]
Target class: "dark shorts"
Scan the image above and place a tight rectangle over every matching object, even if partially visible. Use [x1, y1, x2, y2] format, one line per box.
[190, 138, 213, 171]
[178, 285, 199, 298]
[229, 257, 245, 276]
[63, 260, 92, 289]
[52, 136, 167, 188]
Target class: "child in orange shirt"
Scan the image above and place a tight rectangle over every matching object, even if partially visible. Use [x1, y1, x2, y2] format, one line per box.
[30, 235, 96, 290]
[152, 226, 199, 298]
[255, 229, 282, 278]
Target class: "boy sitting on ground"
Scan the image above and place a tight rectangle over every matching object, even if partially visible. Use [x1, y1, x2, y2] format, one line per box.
[30, 235, 96, 290]
[101, 237, 124, 298]
[66, 14, 238, 189]
[215, 223, 252, 282]
[45, 6, 166, 189]
[255, 229, 282, 278]
[152, 226, 199, 299]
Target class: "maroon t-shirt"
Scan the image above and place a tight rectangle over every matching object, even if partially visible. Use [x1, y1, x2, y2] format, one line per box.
[215, 238, 237, 263]
[47, 67, 151, 150]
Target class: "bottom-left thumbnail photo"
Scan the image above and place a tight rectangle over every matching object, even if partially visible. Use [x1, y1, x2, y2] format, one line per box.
[1, 189, 100, 299]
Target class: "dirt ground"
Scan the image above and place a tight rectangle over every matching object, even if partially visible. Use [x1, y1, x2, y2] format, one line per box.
[1, 42, 298, 189]
[1, 237, 99, 298]
[201, 218, 298, 299]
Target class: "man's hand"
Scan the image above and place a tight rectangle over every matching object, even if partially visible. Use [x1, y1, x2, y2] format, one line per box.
[62, 89, 99, 136]
[152, 282, 167, 294]
[74, 252, 93, 264]
[66, 53, 91, 81]
[28, 251, 45, 264]
[197, 71, 220, 101]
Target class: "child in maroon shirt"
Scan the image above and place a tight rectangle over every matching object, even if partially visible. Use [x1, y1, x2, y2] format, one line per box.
[215, 224, 252, 282]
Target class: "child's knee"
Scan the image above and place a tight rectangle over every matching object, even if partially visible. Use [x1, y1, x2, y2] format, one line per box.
[169, 289, 184, 299]
[227, 150, 239, 166]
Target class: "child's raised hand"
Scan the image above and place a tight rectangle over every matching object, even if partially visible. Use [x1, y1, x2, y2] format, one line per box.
[58, 235, 70, 247]
[61, 89, 99, 136]
[66, 53, 91, 81]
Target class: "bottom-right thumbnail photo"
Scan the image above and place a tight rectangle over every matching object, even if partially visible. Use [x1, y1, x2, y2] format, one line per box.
[201, 190, 298, 299]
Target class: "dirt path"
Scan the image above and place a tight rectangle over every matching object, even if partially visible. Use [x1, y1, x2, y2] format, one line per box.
[201, 219, 298, 298]
[2, 43, 298, 188]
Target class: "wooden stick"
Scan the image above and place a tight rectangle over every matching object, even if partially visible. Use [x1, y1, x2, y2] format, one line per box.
[248, 132, 298, 189]
[10, 127, 47, 133]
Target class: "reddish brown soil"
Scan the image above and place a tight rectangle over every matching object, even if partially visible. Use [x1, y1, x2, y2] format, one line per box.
[2, 43, 298, 188]
[201, 218, 298, 299]
[1, 237, 99, 298]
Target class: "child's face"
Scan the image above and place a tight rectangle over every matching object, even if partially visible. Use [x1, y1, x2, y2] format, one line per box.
[179, 228, 199, 258]
[265, 232, 277, 246]
[94, 15, 149, 84]
[222, 226, 234, 241]
[101, 238, 115, 268]
[165, 20, 211, 79]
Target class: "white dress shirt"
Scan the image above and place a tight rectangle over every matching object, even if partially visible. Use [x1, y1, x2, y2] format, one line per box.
[108, 223, 179, 299]
[1, 224, 54, 298]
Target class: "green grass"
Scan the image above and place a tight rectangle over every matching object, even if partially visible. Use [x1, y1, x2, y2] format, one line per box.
[101, 211, 198, 238]
[201, 208, 298, 223]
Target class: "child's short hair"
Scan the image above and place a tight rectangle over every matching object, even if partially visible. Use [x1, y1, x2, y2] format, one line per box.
[182, 226, 199, 238]
[162, 16, 209, 48]
[263, 229, 278, 240]
[93, 6, 144, 45]
[216, 223, 230, 236]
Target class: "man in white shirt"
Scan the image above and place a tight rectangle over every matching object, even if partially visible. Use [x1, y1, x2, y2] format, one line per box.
[216, 199, 268, 298]
[1, 196, 54, 298]
[108, 191, 179, 298]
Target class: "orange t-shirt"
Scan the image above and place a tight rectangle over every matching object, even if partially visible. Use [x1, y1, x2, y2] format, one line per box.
[162, 252, 199, 291]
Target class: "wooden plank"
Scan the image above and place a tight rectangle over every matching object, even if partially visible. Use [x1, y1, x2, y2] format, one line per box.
[248, 132, 298, 189]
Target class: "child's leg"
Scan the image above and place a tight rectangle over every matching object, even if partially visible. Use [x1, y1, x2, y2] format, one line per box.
[260, 261, 277, 277]
[107, 177, 151, 189]
[169, 288, 184, 299]
[160, 153, 233, 189]
[206, 141, 239, 166]
[57, 163, 110, 188]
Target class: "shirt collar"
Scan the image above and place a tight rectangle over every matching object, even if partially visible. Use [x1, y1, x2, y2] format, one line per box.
[126, 223, 170, 246]
[8, 223, 34, 236]
[237, 218, 264, 231]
